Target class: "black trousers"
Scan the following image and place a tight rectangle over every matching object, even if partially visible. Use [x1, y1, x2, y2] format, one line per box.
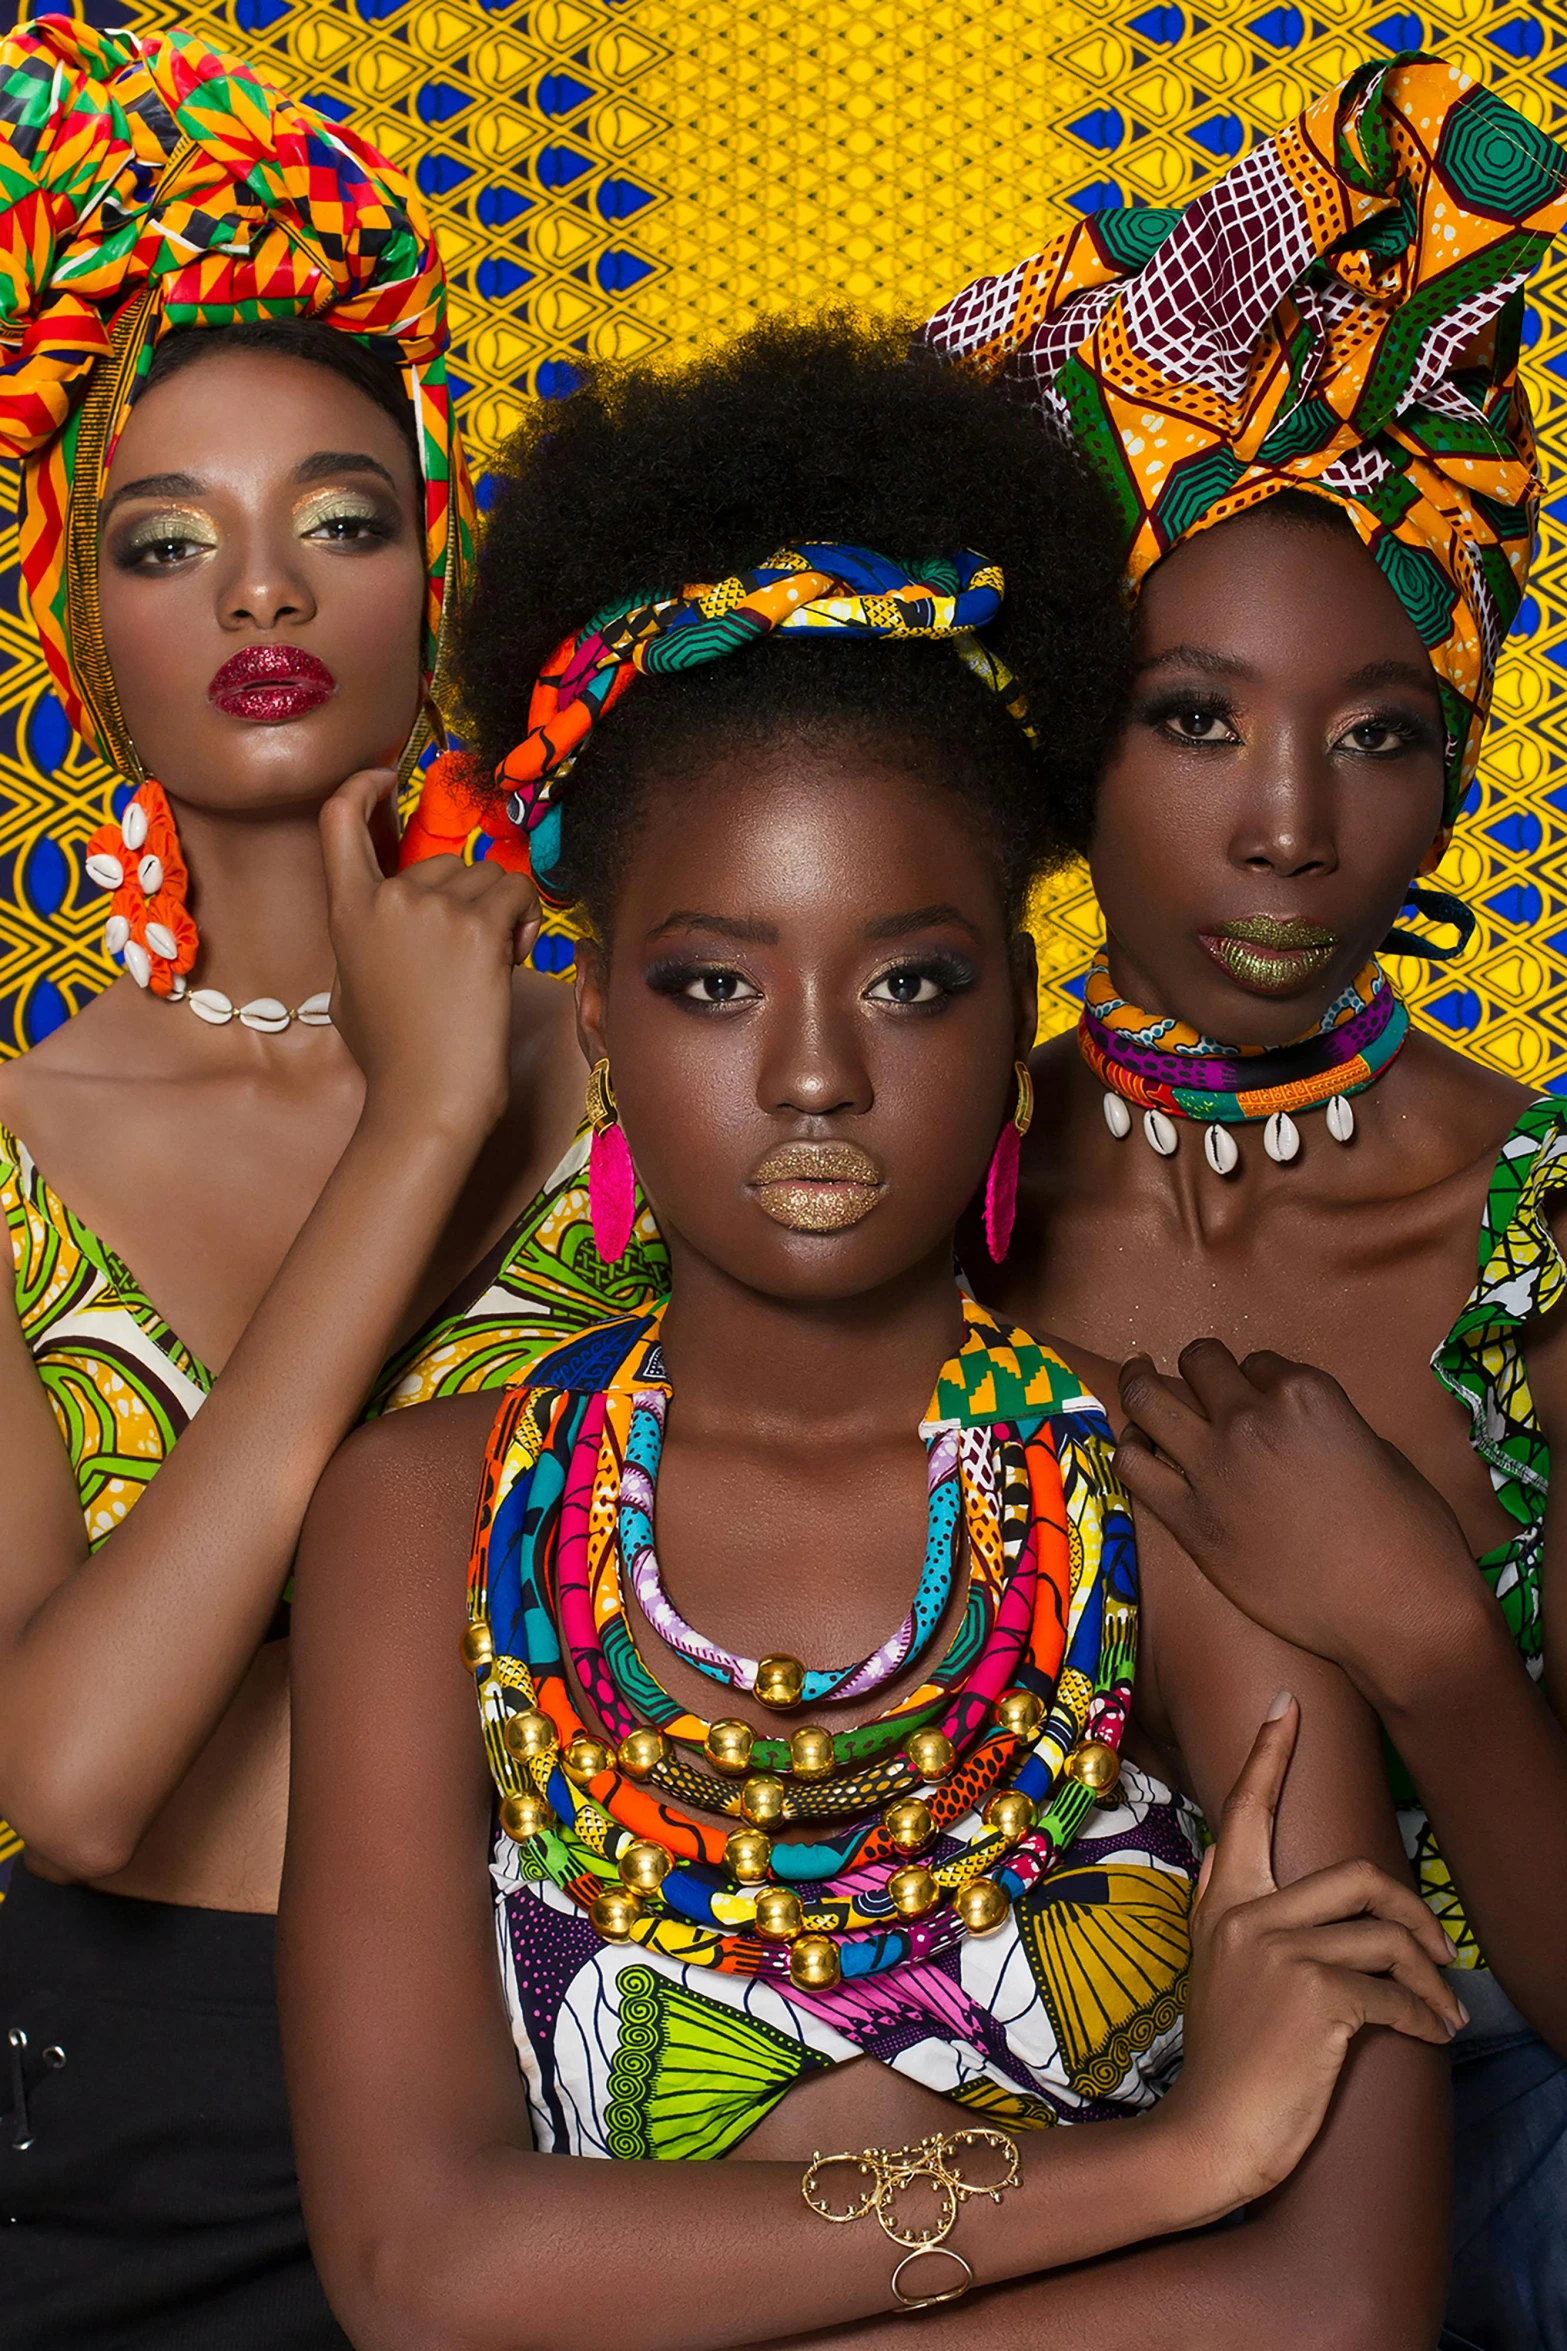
[1, 1868, 350, 2350]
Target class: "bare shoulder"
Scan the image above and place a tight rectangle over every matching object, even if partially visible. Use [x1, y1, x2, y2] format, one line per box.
[297, 1390, 506, 1628]
[1394, 1025, 1533, 1147]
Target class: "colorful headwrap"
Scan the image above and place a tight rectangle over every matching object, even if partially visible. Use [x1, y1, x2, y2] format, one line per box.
[0, 15, 474, 984]
[922, 55, 1567, 829]
[414, 542, 1033, 912]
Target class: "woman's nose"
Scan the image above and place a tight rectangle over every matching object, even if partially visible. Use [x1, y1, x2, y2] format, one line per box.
[216, 532, 317, 633]
[1231, 745, 1339, 879]
[758, 993, 873, 1120]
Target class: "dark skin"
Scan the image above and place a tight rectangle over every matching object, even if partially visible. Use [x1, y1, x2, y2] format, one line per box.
[972, 502, 1567, 2047]
[0, 349, 582, 1906]
[281, 740, 1455, 2351]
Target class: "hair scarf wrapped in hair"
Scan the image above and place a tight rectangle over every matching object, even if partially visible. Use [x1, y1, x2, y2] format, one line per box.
[0, 16, 474, 992]
[921, 55, 1567, 842]
[401, 542, 1036, 908]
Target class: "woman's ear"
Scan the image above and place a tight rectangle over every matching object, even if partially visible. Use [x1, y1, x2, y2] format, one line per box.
[573, 937, 610, 1070]
[1011, 924, 1039, 1059]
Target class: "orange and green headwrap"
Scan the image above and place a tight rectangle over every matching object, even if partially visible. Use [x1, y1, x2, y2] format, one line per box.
[0, 15, 474, 778]
[922, 55, 1567, 827]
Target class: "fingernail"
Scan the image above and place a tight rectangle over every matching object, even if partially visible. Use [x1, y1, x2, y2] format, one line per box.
[1445, 2017, 1458, 2039]
[1457, 2002, 1470, 2027]
[1443, 1933, 1461, 1962]
[1265, 1689, 1293, 1721]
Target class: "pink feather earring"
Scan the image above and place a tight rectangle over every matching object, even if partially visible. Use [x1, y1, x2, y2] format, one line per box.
[983, 1058, 1035, 1263]
[586, 1057, 637, 1263]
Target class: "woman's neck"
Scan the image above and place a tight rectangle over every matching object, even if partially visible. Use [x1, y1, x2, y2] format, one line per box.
[656, 1242, 968, 1447]
[172, 794, 337, 1007]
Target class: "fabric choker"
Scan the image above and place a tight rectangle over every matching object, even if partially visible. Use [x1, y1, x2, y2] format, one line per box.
[1079, 950, 1409, 1171]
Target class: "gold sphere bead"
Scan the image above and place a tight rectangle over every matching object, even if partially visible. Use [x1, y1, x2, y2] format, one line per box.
[789, 1933, 842, 1991]
[503, 1709, 557, 1764]
[754, 1654, 807, 1711]
[905, 1727, 955, 1781]
[955, 1876, 1011, 1935]
[788, 1725, 837, 1781]
[460, 1622, 494, 1671]
[616, 1727, 668, 1781]
[562, 1733, 613, 1787]
[618, 1839, 674, 1895]
[705, 1718, 756, 1777]
[740, 1774, 788, 1827]
[883, 1797, 934, 1854]
[1066, 1739, 1122, 1797]
[499, 1790, 551, 1843]
[985, 1790, 1037, 1844]
[589, 1887, 642, 1942]
[725, 1828, 773, 1883]
[753, 1886, 804, 1942]
[887, 1864, 940, 1919]
[997, 1688, 1046, 1741]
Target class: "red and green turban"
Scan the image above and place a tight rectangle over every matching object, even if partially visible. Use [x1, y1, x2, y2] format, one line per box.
[0, 15, 473, 778]
[923, 56, 1567, 827]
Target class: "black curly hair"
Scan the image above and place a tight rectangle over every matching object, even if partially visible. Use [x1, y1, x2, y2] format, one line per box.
[457, 314, 1130, 935]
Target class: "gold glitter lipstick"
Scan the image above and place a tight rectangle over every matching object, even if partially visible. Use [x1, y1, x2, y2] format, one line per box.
[1199, 915, 1338, 997]
[749, 1141, 885, 1232]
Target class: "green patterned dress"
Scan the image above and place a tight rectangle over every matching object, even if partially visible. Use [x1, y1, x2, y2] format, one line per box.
[0, 1120, 668, 1882]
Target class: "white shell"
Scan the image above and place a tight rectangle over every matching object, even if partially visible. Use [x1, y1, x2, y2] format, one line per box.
[296, 991, 334, 1026]
[169, 976, 188, 1001]
[123, 938, 151, 990]
[85, 851, 124, 891]
[1326, 1093, 1355, 1144]
[103, 915, 130, 956]
[1264, 1111, 1301, 1164]
[1204, 1123, 1239, 1176]
[239, 997, 291, 1033]
[120, 800, 149, 852]
[137, 853, 164, 895]
[1143, 1108, 1179, 1158]
[506, 792, 526, 829]
[1102, 1090, 1132, 1140]
[188, 988, 235, 1025]
[145, 922, 178, 962]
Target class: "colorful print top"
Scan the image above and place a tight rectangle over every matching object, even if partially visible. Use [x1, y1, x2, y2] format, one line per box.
[472, 1305, 1200, 2154]
[1420, 1096, 1567, 1965]
[0, 1122, 668, 1880]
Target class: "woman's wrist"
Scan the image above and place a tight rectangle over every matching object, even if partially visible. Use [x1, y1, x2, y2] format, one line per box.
[1343, 1567, 1507, 1722]
[354, 1072, 506, 1156]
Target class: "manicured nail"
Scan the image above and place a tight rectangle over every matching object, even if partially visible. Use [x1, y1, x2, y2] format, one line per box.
[1265, 1689, 1294, 1721]
[1457, 2002, 1470, 2027]
[1443, 1933, 1461, 1963]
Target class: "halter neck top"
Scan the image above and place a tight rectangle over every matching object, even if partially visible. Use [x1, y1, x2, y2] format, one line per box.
[0, 1120, 668, 1884]
[470, 1302, 1202, 2155]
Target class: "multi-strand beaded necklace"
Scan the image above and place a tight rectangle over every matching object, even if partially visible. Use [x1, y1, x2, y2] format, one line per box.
[464, 1300, 1137, 1992]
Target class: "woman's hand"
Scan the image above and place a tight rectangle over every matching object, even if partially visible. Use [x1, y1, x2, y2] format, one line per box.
[1113, 1338, 1480, 1682]
[321, 766, 543, 1136]
[1154, 1696, 1462, 2223]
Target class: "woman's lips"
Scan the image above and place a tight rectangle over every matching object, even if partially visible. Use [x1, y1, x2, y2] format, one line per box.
[208, 645, 336, 724]
[749, 1141, 885, 1232]
[1197, 916, 1338, 997]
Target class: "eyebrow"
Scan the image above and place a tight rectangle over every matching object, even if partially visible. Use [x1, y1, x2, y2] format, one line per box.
[100, 449, 398, 523]
[1341, 658, 1441, 700]
[646, 911, 780, 944]
[863, 903, 983, 943]
[1137, 644, 1258, 680]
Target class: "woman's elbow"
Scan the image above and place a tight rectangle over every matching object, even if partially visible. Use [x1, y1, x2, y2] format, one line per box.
[315, 2224, 556, 2351]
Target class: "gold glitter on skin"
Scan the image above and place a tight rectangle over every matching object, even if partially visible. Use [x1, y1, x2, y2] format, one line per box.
[748, 1140, 885, 1232]
[1200, 914, 1337, 996]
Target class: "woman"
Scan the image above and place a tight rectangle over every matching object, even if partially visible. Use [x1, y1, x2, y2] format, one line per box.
[923, 54, 1567, 2346]
[280, 317, 1459, 2350]
[0, 22, 660, 2347]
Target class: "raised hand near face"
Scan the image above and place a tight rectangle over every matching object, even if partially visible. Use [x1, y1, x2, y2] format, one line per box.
[321, 767, 543, 1138]
[1160, 1696, 1464, 2220]
[1112, 1338, 1481, 1688]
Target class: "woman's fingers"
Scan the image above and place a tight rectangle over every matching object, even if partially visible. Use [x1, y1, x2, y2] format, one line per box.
[1274, 1918, 1465, 2033]
[1110, 1424, 1196, 1526]
[1235, 1853, 1456, 1969]
[1117, 1353, 1211, 1461]
[1343, 1969, 1465, 2048]
[320, 767, 399, 915]
[1172, 1336, 1258, 1418]
[1200, 1695, 1298, 1909]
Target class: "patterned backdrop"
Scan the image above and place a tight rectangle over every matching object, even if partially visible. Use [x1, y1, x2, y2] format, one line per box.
[3, 0, 1566, 1076]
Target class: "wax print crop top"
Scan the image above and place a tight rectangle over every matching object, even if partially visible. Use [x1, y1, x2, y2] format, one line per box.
[0, 1122, 668, 1882]
[470, 1305, 1203, 2155]
[1419, 1096, 1567, 1966]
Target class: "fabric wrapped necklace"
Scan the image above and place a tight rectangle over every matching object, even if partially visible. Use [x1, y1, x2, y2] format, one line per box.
[1078, 950, 1409, 1173]
[463, 1299, 1136, 1993]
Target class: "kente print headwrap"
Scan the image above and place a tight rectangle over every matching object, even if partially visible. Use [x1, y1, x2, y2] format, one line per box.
[471, 542, 1033, 911]
[0, 16, 474, 780]
[921, 55, 1567, 827]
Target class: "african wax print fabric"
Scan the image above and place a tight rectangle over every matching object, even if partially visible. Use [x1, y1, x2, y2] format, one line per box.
[0, 1123, 668, 1884]
[481, 543, 1033, 910]
[470, 1303, 1200, 2149]
[0, 16, 472, 789]
[1417, 1095, 1567, 1966]
[921, 57, 1567, 823]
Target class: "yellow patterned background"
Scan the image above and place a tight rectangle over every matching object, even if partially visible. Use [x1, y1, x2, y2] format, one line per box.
[2, 0, 1564, 1077]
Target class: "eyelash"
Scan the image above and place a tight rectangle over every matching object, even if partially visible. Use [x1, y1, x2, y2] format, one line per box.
[643, 952, 978, 1013]
[1138, 690, 1438, 759]
[109, 500, 396, 574]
